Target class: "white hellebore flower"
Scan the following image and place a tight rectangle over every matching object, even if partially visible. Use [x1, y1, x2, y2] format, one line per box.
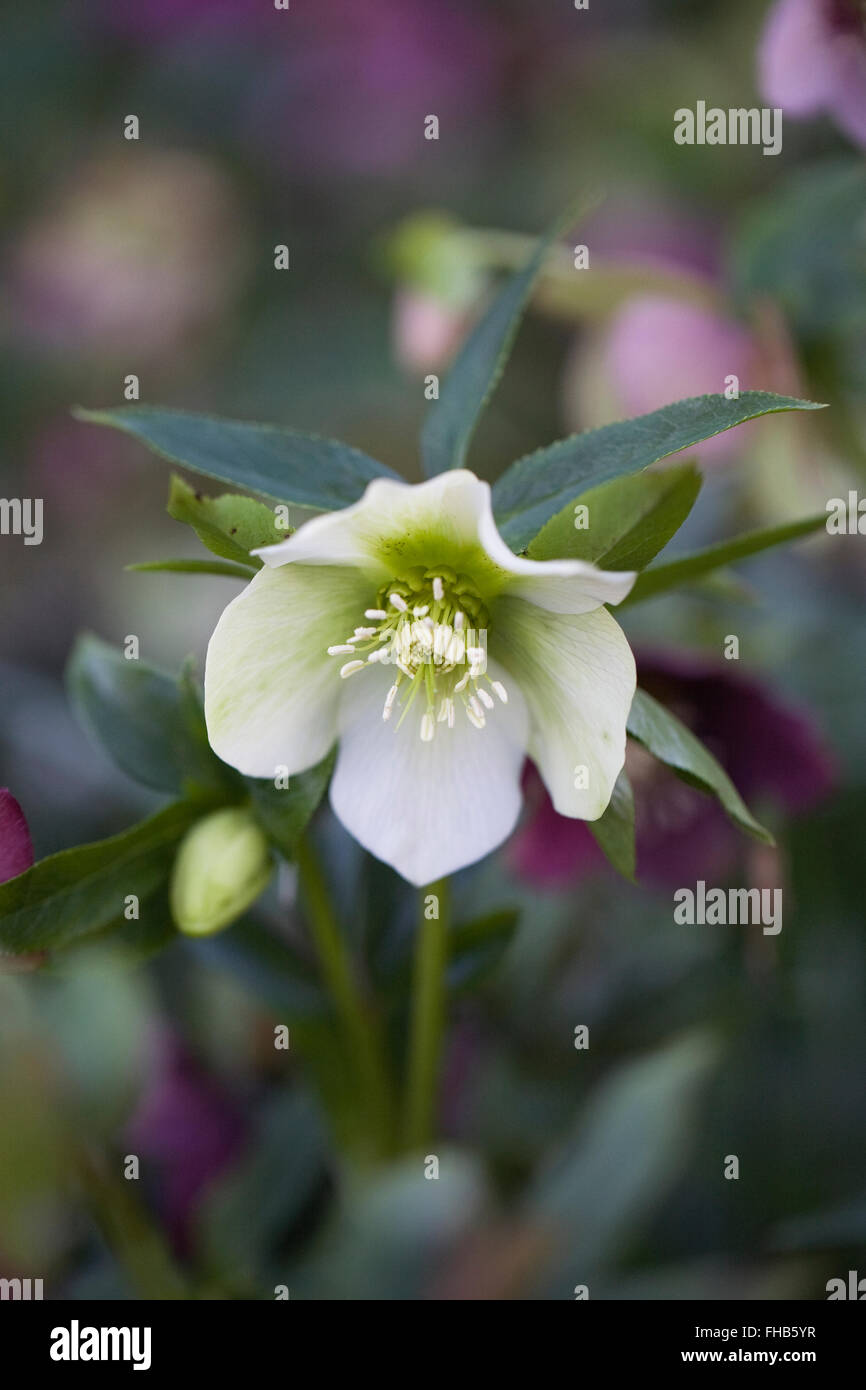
[204, 470, 637, 886]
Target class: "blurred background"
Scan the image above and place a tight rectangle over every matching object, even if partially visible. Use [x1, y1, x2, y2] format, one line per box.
[1, 0, 865, 1299]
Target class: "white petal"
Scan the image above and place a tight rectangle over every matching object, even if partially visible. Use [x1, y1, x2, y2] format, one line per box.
[492, 598, 636, 819]
[204, 564, 368, 778]
[329, 659, 529, 886]
[476, 506, 636, 613]
[254, 468, 634, 614]
[253, 469, 493, 578]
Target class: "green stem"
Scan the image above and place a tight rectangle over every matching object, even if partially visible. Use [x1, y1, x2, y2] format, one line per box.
[295, 835, 396, 1160]
[403, 878, 450, 1151]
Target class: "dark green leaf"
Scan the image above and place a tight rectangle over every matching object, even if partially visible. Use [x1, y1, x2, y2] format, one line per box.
[622, 513, 826, 604]
[73, 405, 399, 509]
[188, 917, 326, 1020]
[43, 885, 179, 971]
[494, 393, 826, 551]
[627, 688, 772, 844]
[528, 461, 701, 570]
[420, 198, 595, 477]
[0, 803, 198, 954]
[67, 635, 236, 798]
[587, 771, 636, 882]
[166, 474, 288, 567]
[448, 908, 521, 993]
[127, 558, 255, 580]
[198, 1092, 329, 1292]
[245, 751, 335, 860]
[527, 1033, 717, 1284]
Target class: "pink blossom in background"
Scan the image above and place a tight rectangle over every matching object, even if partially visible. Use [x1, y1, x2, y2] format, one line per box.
[509, 652, 835, 890]
[563, 295, 759, 465]
[759, 0, 866, 148]
[392, 289, 471, 375]
[5, 150, 249, 361]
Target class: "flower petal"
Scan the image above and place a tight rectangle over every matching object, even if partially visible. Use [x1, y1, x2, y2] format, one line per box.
[255, 467, 634, 614]
[329, 659, 529, 885]
[204, 564, 368, 777]
[758, 0, 835, 114]
[0, 789, 34, 882]
[491, 598, 636, 819]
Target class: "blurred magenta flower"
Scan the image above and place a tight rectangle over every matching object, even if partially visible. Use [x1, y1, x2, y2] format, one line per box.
[93, 0, 265, 41]
[5, 150, 249, 361]
[125, 1034, 246, 1254]
[0, 789, 33, 883]
[509, 651, 835, 889]
[0, 791, 44, 973]
[244, 0, 509, 177]
[759, 0, 866, 147]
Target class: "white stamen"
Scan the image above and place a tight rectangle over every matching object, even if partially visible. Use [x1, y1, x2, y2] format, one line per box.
[420, 712, 435, 742]
[454, 671, 470, 693]
[353, 626, 377, 638]
[447, 702, 455, 728]
[340, 660, 366, 678]
[328, 644, 356, 655]
[433, 576, 444, 602]
[389, 593, 408, 612]
[454, 611, 465, 631]
[477, 688, 494, 710]
[436, 697, 451, 723]
[365, 608, 388, 620]
[469, 695, 485, 721]
[382, 684, 399, 720]
[491, 680, 508, 703]
[367, 647, 388, 663]
[466, 705, 485, 730]
[413, 604, 429, 618]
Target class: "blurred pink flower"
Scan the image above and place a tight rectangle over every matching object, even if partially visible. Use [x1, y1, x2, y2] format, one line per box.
[563, 296, 759, 465]
[392, 289, 471, 374]
[5, 150, 249, 361]
[759, 0, 866, 148]
[0, 789, 33, 883]
[125, 1033, 246, 1255]
[509, 651, 835, 890]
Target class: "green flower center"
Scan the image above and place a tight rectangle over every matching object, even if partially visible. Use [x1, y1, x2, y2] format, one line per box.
[327, 566, 508, 740]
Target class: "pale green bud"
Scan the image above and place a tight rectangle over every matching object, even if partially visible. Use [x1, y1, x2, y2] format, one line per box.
[170, 807, 272, 937]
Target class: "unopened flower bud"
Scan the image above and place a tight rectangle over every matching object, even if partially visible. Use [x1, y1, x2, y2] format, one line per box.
[170, 808, 272, 937]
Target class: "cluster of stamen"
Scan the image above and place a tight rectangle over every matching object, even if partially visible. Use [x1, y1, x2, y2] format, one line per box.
[327, 566, 508, 740]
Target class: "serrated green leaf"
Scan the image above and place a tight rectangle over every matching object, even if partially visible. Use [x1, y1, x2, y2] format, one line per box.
[621, 513, 826, 605]
[627, 688, 772, 845]
[67, 635, 236, 799]
[73, 406, 399, 509]
[127, 558, 255, 579]
[494, 393, 827, 551]
[587, 771, 636, 882]
[166, 474, 287, 567]
[528, 461, 701, 570]
[0, 803, 199, 954]
[245, 751, 335, 861]
[420, 197, 597, 477]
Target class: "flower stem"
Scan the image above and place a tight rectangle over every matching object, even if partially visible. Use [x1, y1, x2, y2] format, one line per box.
[403, 878, 450, 1152]
[296, 835, 395, 1160]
